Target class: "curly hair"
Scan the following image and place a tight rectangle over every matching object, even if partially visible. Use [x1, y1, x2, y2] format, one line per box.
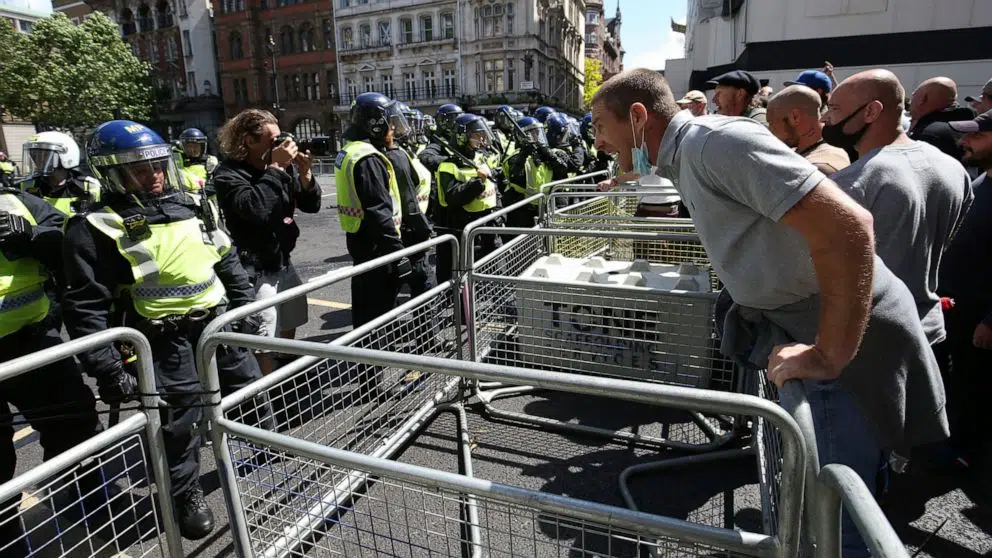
[217, 109, 278, 161]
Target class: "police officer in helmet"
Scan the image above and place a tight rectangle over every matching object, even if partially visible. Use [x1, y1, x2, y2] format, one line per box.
[335, 92, 409, 328]
[19, 131, 101, 217]
[502, 116, 571, 229]
[178, 128, 219, 182]
[62, 120, 269, 541]
[419, 103, 464, 174]
[434, 113, 503, 283]
[0, 151, 15, 187]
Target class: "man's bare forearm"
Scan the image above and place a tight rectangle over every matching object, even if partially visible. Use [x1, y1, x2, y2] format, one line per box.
[782, 181, 875, 373]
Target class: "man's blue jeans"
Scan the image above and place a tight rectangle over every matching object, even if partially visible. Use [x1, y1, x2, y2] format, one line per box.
[805, 380, 887, 557]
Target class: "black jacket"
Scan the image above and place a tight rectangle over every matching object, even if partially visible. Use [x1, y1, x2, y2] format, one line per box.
[0, 188, 64, 278]
[909, 105, 976, 163]
[62, 195, 255, 376]
[385, 146, 432, 246]
[212, 159, 322, 271]
[341, 133, 405, 262]
[938, 173, 992, 320]
[418, 142, 449, 174]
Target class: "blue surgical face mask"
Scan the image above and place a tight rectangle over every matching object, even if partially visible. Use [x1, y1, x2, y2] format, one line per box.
[630, 115, 652, 176]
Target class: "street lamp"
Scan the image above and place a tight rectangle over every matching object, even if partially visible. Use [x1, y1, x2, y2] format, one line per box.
[266, 35, 280, 112]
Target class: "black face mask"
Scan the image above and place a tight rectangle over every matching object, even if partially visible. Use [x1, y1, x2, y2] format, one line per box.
[822, 102, 872, 150]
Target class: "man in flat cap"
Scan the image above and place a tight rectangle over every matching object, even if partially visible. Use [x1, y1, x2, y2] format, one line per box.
[706, 70, 767, 125]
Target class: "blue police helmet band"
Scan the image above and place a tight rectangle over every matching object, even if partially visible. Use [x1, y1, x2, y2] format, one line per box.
[90, 145, 173, 168]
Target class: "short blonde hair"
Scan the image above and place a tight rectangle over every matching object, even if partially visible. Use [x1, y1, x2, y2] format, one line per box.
[217, 109, 278, 161]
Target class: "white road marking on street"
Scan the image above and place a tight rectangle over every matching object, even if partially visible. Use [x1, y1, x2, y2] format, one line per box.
[12, 427, 33, 442]
[307, 298, 351, 309]
[321, 193, 336, 198]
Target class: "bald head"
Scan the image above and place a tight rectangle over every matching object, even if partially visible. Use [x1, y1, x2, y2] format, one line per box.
[768, 85, 822, 120]
[910, 76, 958, 122]
[822, 69, 909, 154]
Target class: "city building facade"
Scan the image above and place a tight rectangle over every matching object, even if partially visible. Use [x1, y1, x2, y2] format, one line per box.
[90, 0, 224, 139]
[583, 0, 622, 79]
[665, 0, 992, 102]
[53, 0, 95, 24]
[333, 0, 587, 122]
[1, 0, 47, 34]
[213, 0, 339, 146]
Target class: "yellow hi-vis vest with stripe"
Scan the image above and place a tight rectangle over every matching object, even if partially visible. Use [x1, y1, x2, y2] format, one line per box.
[405, 148, 432, 215]
[22, 176, 102, 217]
[85, 209, 231, 320]
[436, 153, 498, 213]
[184, 155, 218, 182]
[0, 193, 49, 338]
[505, 154, 553, 206]
[335, 141, 402, 234]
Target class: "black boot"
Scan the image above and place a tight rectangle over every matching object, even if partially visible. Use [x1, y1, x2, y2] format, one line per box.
[175, 484, 214, 540]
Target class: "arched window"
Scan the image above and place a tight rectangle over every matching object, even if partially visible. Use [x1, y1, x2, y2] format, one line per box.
[155, 0, 173, 28]
[298, 22, 315, 52]
[294, 118, 322, 141]
[340, 26, 353, 49]
[137, 3, 153, 32]
[279, 25, 295, 54]
[228, 30, 244, 59]
[120, 8, 136, 35]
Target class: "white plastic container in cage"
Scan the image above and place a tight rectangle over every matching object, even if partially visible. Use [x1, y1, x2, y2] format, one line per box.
[514, 254, 717, 387]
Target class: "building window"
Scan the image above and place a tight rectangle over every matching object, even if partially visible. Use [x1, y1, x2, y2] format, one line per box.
[419, 15, 432, 41]
[404, 72, 415, 100]
[304, 73, 314, 100]
[148, 39, 158, 62]
[423, 70, 436, 99]
[137, 3, 152, 32]
[346, 78, 357, 100]
[322, 19, 332, 49]
[377, 20, 390, 46]
[482, 4, 504, 37]
[293, 74, 302, 100]
[538, 17, 545, 41]
[178, 0, 187, 17]
[443, 68, 456, 97]
[203, 80, 212, 95]
[299, 23, 315, 52]
[473, 8, 479, 38]
[283, 75, 292, 101]
[440, 12, 454, 39]
[165, 35, 178, 61]
[585, 32, 596, 46]
[399, 18, 412, 43]
[233, 77, 249, 103]
[183, 30, 192, 56]
[586, 11, 598, 24]
[228, 30, 243, 59]
[484, 60, 504, 92]
[187, 71, 196, 96]
[359, 23, 371, 47]
[155, 0, 173, 27]
[326, 70, 336, 99]
[381, 74, 393, 98]
[340, 26, 353, 49]
[280, 25, 295, 54]
[506, 58, 514, 90]
[363, 75, 374, 93]
[120, 9, 136, 35]
[506, 3, 513, 34]
[294, 118, 323, 141]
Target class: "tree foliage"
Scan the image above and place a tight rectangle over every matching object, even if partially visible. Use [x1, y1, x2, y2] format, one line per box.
[583, 57, 604, 111]
[0, 13, 152, 134]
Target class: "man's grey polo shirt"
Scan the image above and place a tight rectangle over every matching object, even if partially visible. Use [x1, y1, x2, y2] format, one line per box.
[655, 110, 825, 309]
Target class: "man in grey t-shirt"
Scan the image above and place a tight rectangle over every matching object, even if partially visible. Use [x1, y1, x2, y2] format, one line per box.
[591, 69, 947, 558]
[824, 70, 973, 344]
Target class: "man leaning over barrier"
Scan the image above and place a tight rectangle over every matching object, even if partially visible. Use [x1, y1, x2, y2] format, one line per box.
[590, 68, 948, 558]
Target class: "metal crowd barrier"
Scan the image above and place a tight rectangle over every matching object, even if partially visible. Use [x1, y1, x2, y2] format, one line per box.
[196, 235, 463, 558]
[0, 328, 182, 558]
[814, 464, 908, 558]
[200, 340, 808, 558]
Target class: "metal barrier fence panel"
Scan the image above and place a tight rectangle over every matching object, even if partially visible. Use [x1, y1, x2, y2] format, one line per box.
[204, 342, 807, 558]
[813, 464, 908, 558]
[0, 328, 182, 558]
[196, 236, 462, 558]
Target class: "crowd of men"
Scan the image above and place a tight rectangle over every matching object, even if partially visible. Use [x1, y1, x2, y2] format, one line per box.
[1, 60, 990, 557]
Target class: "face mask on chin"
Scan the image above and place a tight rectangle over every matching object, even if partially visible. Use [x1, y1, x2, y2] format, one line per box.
[822, 102, 871, 151]
[630, 111, 653, 177]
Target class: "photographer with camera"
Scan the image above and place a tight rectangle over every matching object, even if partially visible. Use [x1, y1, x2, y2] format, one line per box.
[213, 109, 321, 374]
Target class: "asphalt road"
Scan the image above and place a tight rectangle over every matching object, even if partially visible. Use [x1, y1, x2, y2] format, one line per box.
[7, 175, 992, 557]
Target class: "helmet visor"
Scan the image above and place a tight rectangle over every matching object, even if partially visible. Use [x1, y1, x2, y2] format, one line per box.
[91, 145, 186, 200]
[183, 139, 206, 160]
[524, 126, 548, 146]
[385, 102, 412, 139]
[22, 143, 65, 177]
[466, 120, 496, 150]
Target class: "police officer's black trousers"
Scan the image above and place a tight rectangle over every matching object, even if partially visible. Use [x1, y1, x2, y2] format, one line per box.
[0, 326, 101, 550]
[351, 265, 401, 329]
[151, 326, 268, 499]
[942, 303, 992, 462]
[436, 231, 503, 285]
[403, 253, 437, 298]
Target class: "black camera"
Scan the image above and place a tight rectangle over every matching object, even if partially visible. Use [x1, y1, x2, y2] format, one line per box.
[273, 132, 296, 147]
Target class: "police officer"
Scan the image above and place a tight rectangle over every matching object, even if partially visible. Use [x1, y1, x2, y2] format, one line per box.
[435, 113, 502, 283]
[177, 128, 219, 183]
[546, 114, 586, 175]
[0, 186, 103, 555]
[493, 106, 521, 159]
[0, 151, 15, 187]
[420, 103, 464, 174]
[580, 112, 614, 175]
[392, 103, 436, 297]
[62, 120, 268, 541]
[532, 106, 557, 124]
[19, 131, 101, 216]
[335, 92, 409, 328]
[502, 116, 571, 229]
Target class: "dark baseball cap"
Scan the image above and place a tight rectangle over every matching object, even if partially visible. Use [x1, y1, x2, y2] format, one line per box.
[784, 70, 833, 92]
[948, 109, 992, 133]
[705, 70, 760, 96]
[964, 79, 992, 103]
